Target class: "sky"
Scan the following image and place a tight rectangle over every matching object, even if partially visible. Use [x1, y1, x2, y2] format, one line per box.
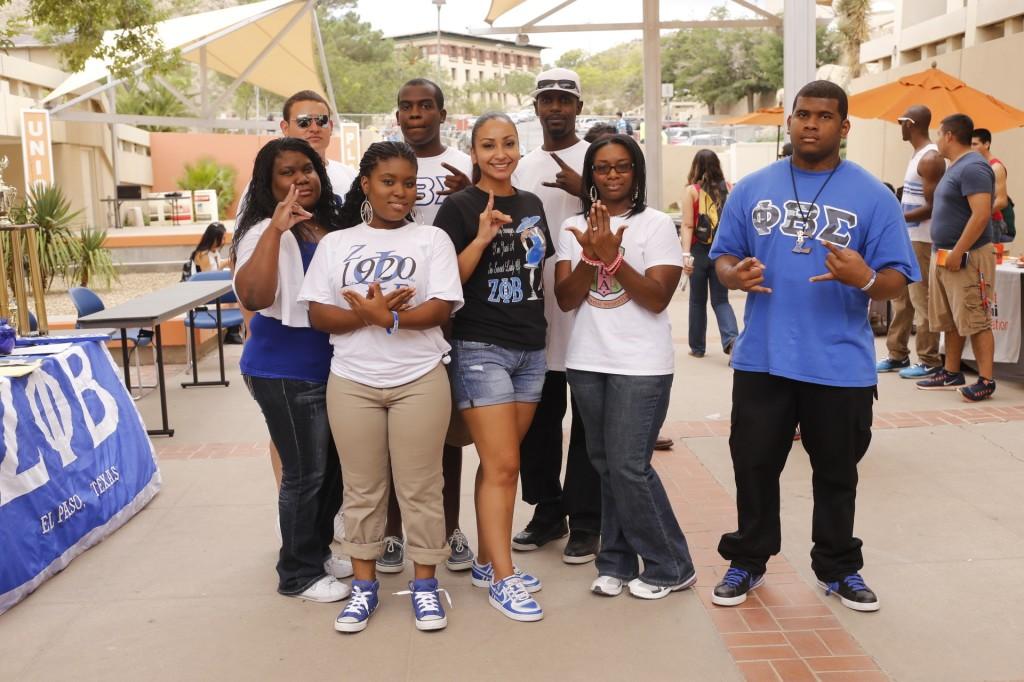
[349, 0, 742, 63]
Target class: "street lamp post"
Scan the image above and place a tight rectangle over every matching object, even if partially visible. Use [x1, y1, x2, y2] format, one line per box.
[432, 0, 445, 77]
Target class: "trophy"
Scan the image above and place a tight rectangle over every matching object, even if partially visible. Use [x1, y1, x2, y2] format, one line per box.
[0, 156, 16, 226]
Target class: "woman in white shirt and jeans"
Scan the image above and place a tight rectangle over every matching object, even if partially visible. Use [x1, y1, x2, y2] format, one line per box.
[300, 142, 464, 634]
[554, 134, 696, 599]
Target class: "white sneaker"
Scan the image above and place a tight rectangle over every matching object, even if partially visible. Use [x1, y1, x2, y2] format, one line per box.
[292, 575, 350, 603]
[590, 575, 624, 597]
[333, 513, 345, 544]
[325, 556, 354, 579]
[627, 573, 697, 600]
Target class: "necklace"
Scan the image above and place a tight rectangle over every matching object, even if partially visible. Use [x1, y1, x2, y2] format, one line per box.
[788, 158, 841, 254]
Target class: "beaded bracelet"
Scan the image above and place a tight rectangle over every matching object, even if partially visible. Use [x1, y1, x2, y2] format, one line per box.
[605, 253, 625, 276]
[580, 253, 602, 268]
[385, 310, 400, 336]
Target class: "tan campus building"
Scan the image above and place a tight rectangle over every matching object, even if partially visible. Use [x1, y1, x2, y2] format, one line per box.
[848, 0, 1024, 225]
[390, 31, 543, 107]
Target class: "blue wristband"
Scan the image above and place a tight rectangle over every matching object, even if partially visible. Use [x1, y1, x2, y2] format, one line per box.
[385, 310, 399, 336]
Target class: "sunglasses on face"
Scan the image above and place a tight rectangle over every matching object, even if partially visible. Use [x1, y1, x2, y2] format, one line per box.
[537, 79, 579, 92]
[592, 161, 634, 175]
[294, 114, 331, 129]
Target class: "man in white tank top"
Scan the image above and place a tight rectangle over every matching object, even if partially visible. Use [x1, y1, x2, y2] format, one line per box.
[877, 105, 946, 378]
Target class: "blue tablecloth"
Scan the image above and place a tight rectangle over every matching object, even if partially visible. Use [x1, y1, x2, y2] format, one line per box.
[0, 340, 160, 614]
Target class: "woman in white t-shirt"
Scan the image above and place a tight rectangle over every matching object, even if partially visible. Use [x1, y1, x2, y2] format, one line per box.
[554, 134, 696, 600]
[299, 141, 464, 634]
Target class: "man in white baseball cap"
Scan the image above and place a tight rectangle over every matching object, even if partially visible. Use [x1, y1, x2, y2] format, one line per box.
[529, 67, 583, 99]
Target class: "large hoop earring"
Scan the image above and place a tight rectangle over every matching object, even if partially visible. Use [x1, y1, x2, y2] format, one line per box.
[588, 185, 598, 203]
[360, 199, 373, 224]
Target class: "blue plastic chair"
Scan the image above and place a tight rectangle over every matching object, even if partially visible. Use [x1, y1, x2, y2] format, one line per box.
[68, 286, 155, 392]
[183, 270, 244, 372]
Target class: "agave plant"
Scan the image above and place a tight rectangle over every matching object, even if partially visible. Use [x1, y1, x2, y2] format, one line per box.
[73, 227, 118, 288]
[2, 184, 82, 291]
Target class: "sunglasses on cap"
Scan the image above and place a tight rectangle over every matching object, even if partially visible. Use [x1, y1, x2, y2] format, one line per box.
[537, 79, 579, 92]
[896, 117, 915, 125]
[294, 114, 331, 129]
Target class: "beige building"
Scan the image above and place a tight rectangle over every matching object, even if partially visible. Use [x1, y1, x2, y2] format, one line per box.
[849, 0, 1024, 224]
[390, 31, 543, 107]
[0, 39, 152, 229]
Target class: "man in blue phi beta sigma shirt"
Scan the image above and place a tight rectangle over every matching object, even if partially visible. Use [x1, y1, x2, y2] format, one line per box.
[709, 81, 919, 613]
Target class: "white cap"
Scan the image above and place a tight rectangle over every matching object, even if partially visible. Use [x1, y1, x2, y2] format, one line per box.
[531, 67, 582, 100]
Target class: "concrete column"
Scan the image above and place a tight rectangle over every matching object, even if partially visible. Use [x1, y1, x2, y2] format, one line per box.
[642, 0, 662, 209]
[783, 0, 816, 120]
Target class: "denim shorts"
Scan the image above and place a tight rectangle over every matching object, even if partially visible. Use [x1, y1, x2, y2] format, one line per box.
[450, 339, 546, 410]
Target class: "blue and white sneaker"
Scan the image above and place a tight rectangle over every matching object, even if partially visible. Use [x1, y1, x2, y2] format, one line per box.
[394, 577, 451, 631]
[898, 363, 941, 379]
[334, 579, 379, 633]
[915, 368, 966, 390]
[876, 357, 910, 373]
[489, 575, 543, 622]
[470, 559, 542, 593]
[817, 572, 880, 612]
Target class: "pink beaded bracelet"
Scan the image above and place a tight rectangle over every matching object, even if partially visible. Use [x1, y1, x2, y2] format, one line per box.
[580, 253, 602, 267]
[605, 254, 624, 275]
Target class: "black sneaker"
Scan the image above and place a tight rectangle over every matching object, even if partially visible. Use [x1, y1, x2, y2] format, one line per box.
[959, 378, 996, 402]
[511, 517, 568, 551]
[817, 572, 880, 612]
[562, 531, 599, 565]
[711, 566, 764, 607]
[915, 368, 966, 390]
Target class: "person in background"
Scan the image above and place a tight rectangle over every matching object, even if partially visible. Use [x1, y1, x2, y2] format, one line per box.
[585, 122, 617, 143]
[374, 78, 476, 575]
[971, 128, 1012, 243]
[434, 112, 550, 622]
[232, 137, 354, 604]
[512, 68, 602, 565]
[555, 133, 695, 599]
[876, 105, 945, 379]
[680, 150, 738, 358]
[614, 111, 634, 137]
[916, 114, 997, 401]
[710, 81, 918, 612]
[301, 141, 463, 634]
[188, 221, 243, 344]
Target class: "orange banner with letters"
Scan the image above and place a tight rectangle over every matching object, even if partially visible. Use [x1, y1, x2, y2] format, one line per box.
[20, 109, 54, 189]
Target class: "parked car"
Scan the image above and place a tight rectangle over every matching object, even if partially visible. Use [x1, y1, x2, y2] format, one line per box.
[687, 134, 737, 147]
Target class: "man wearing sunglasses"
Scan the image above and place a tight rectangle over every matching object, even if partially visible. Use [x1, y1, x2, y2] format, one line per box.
[279, 90, 357, 202]
[512, 68, 602, 567]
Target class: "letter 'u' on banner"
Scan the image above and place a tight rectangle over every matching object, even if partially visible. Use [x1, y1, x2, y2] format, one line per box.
[20, 109, 55, 189]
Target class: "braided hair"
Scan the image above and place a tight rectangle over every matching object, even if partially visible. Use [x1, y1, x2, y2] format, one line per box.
[232, 137, 340, 260]
[337, 141, 419, 228]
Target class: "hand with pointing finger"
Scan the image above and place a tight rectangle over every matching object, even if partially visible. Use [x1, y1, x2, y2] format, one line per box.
[438, 162, 472, 196]
[809, 242, 874, 288]
[269, 184, 313, 233]
[541, 152, 583, 198]
[723, 257, 772, 294]
[474, 190, 513, 247]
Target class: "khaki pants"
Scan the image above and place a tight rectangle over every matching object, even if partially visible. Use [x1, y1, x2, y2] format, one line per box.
[885, 240, 942, 366]
[929, 244, 996, 336]
[326, 363, 451, 565]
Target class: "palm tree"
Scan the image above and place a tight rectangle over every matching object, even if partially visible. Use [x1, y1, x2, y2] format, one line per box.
[836, 0, 872, 78]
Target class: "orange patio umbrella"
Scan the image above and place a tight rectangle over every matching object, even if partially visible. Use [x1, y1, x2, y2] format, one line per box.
[720, 107, 784, 126]
[848, 66, 1024, 132]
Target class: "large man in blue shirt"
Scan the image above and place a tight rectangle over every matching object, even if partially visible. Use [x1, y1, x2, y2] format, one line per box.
[709, 81, 920, 613]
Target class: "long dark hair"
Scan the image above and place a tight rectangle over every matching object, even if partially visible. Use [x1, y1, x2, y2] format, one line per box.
[470, 112, 517, 184]
[191, 222, 225, 262]
[232, 137, 339, 259]
[688, 149, 727, 211]
[337, 141, 418, 228]
[581, 133, 647, 219]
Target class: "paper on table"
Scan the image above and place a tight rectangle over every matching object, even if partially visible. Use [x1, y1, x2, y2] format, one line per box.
[10, 343, 73, 356]
[0, 361, 41, 377]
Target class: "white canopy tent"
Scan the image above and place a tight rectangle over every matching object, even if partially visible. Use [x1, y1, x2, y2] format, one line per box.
[475, 0, 822, 209]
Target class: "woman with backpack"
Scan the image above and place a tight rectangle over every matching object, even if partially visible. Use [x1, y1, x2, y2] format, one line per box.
[681, 150, 738, 358]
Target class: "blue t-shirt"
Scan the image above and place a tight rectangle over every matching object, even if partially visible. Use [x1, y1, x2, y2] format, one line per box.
[239, 240, 333, 383]
[930, 151, 994, 250]
[710, 159, 920, 388]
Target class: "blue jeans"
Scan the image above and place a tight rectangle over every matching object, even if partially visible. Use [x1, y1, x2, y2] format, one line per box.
[689, 241, 738, 354]
[244, 376, 341, 595]
[566, 369, 695, 586]
[449, 339, 546, 410]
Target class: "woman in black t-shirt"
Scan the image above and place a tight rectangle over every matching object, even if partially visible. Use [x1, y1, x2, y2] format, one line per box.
[434, 113, 551, 622]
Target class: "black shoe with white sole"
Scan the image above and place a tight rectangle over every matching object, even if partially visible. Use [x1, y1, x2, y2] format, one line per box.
[817, 573, 880, 612]
[562, 531, 599, 564]
[711, 566, 764, 606]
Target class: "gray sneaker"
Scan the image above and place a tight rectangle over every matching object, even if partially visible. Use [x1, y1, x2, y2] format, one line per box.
[376, 536, 405, 574]
[445, 528, 474, 571]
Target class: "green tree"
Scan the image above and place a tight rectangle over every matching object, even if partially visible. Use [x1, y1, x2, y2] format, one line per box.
[556, 49, 587, 70]
[504, 71, 537, 107]
[177, 158, 237, 218]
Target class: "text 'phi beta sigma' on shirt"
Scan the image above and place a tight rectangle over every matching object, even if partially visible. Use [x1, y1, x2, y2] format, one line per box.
[413, 147, 473, 227]
[709, 159, 920, 388]
[435, 186, 552, 351]
[929, 150, 995, 251]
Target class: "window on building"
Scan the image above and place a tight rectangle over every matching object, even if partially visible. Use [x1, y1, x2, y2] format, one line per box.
[466, 69, 472, 82]
[516, 55, 523, 67]
[452, 68, 457, 80]
[480, 70, 485, 81]
[504, 53, 511, 66]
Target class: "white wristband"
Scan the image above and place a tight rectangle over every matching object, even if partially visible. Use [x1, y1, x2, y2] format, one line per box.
[860, 270, 877, 292]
